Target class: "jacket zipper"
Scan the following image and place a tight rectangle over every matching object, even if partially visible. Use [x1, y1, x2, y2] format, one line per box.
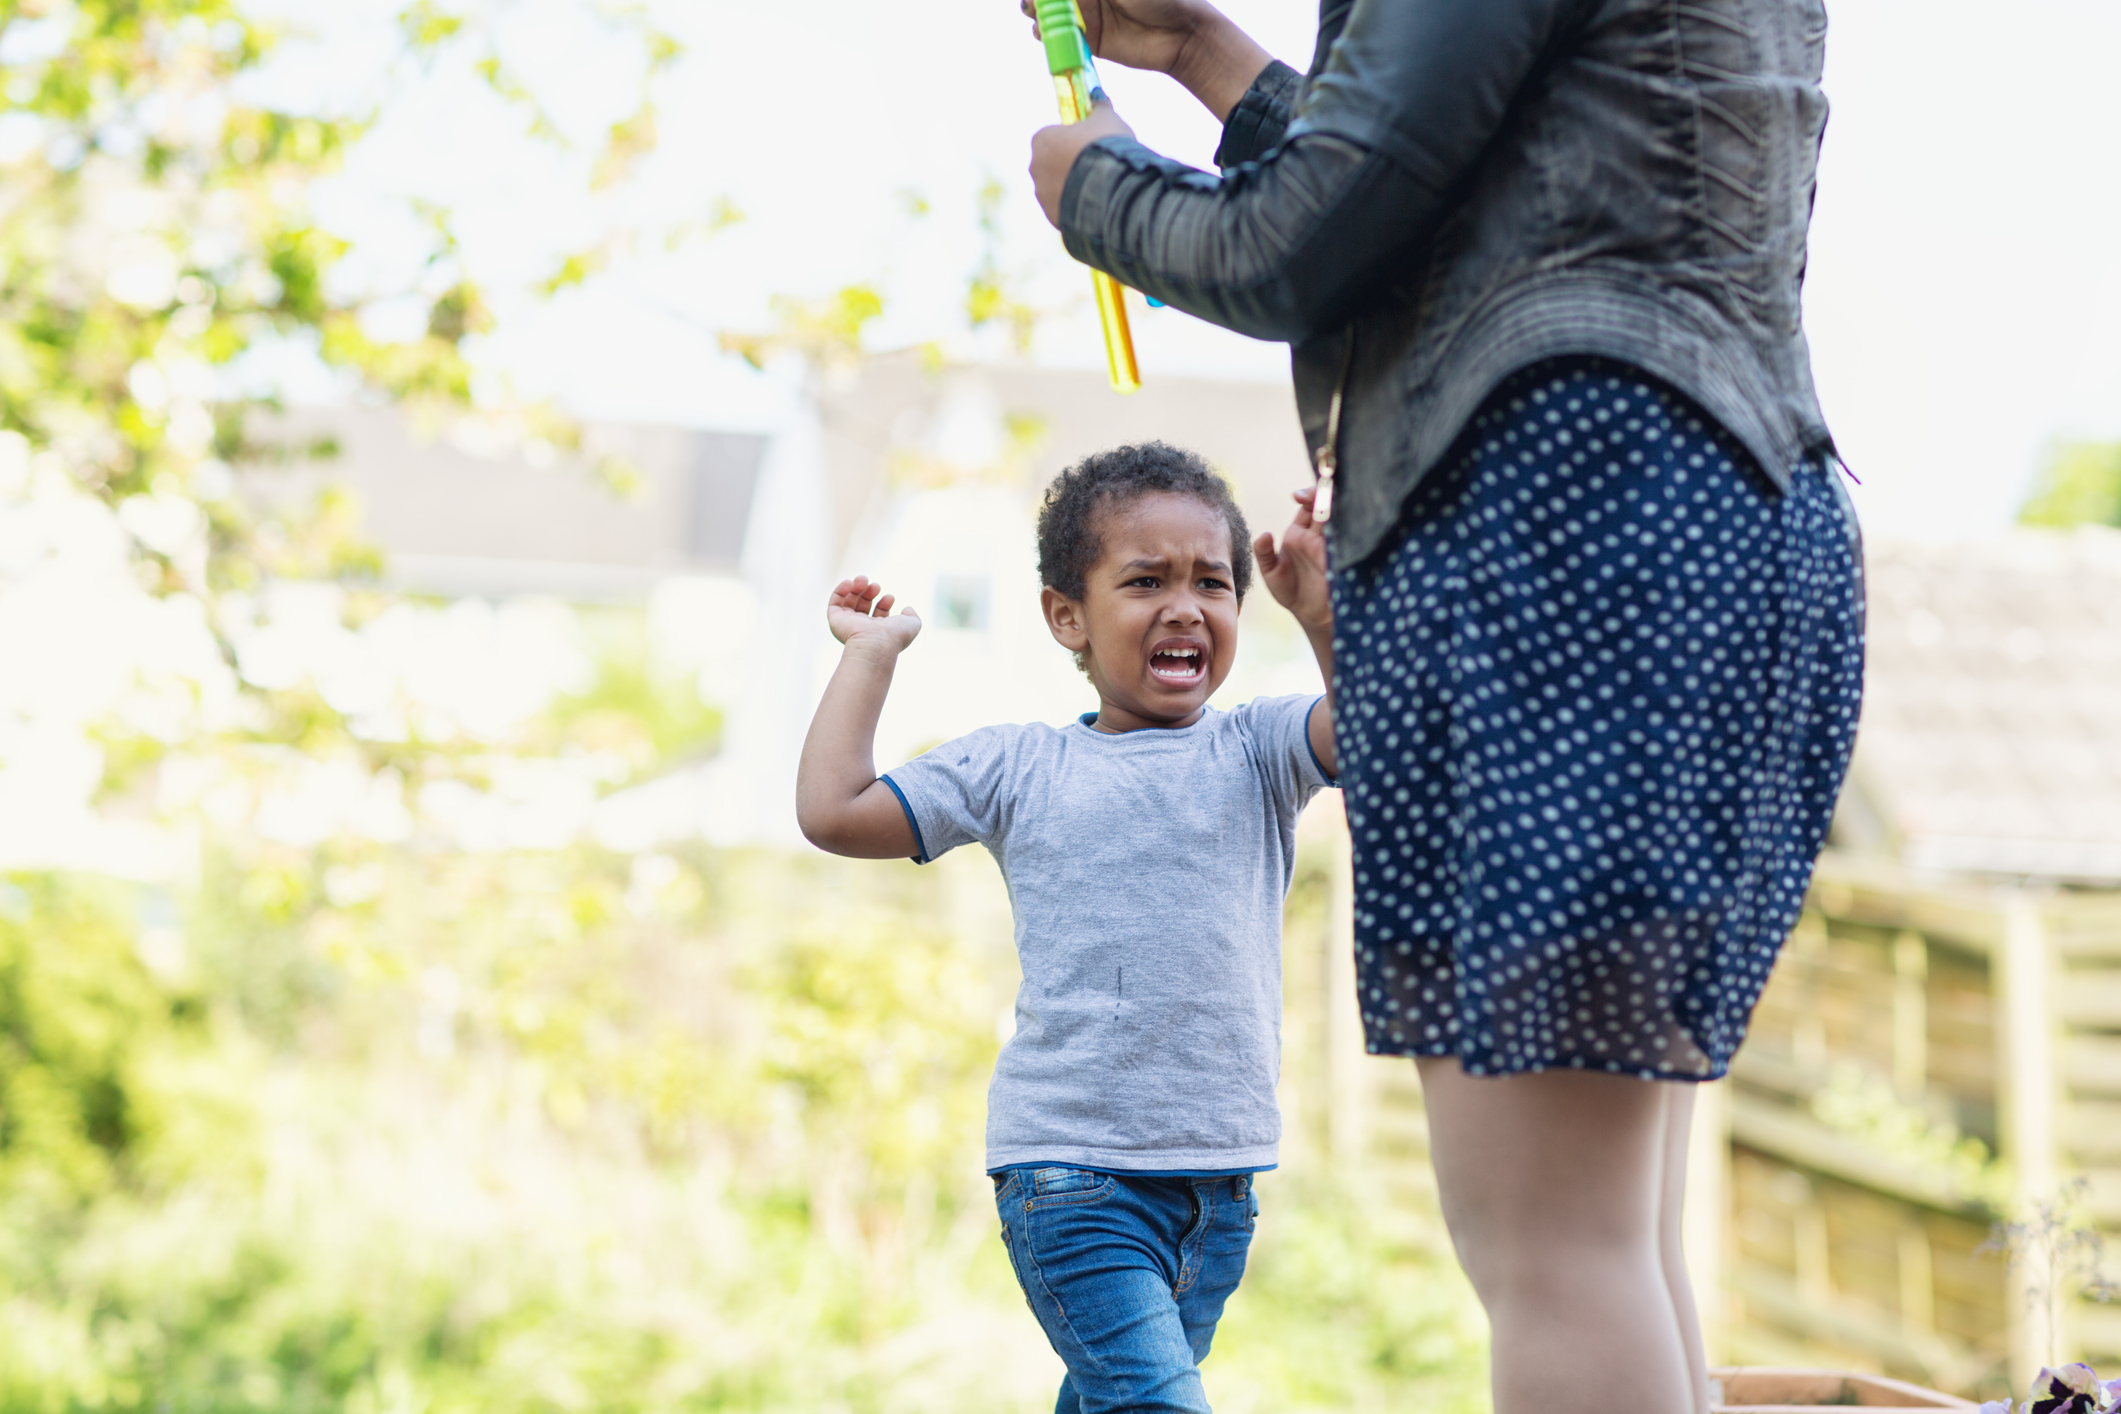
[1311, 334, 1352, 524]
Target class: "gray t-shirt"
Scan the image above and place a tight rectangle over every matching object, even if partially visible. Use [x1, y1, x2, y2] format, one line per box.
[884, 695, 1332, 1173]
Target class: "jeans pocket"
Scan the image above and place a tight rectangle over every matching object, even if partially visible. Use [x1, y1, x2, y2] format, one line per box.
[1024, 1166, 1115, 1209]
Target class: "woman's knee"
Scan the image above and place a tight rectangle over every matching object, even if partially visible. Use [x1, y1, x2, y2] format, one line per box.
[1418, 1063, 1673, 1283]
[1449, 1212, 1663, 1309]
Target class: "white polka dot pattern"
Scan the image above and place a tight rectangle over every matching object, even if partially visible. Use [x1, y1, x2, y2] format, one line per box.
[1331, 360, 1865, 1080]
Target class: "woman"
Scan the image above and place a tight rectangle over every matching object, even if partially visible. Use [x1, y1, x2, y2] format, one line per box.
[1024, 2, 1863, 1412]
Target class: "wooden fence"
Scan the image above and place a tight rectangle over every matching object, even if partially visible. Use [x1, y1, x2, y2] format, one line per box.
[1300, 822, 2121, 1404]
[1718, 852, 2121, 1398]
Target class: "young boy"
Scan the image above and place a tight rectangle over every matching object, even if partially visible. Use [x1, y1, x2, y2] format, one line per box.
[795, 442, 1336, 1413]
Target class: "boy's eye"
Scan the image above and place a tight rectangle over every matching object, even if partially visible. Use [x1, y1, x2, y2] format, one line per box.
[1198, 577, 1229, 592]
[1126, 576, 1159, 589]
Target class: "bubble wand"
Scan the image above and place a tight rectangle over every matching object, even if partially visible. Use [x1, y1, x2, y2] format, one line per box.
[1035, 0, 1141, 394]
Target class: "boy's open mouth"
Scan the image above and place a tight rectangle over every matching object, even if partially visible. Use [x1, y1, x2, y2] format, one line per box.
[1148, 643, 1206, 683]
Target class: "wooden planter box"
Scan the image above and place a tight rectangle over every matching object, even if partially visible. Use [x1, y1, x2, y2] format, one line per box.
[1711, 1368, 1978, 1411]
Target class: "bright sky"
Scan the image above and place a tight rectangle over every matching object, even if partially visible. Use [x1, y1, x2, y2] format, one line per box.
[258, 0, 2121, 543]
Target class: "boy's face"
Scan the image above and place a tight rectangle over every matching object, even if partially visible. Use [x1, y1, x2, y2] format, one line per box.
[1041, 492, 1240, 731]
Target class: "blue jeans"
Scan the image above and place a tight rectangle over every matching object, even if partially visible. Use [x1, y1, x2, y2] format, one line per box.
[993, 1167, 1258, 1414]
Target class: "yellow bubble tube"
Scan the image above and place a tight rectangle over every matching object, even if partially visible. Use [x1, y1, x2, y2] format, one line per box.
[1035, 0, 1140, 394]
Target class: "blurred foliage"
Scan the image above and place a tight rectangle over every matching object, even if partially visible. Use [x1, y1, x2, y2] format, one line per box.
[0, 0, 675, 620]
[719, 284, 886, 373]
[8, 1, 374, 594]
[0, 839, 1009, 1410]
[0, 835, 1486, 1412]
[0, 875, 230, 1213]
[0, 0, 701, 822]
[885, 407, 1051, 491]
[965, 178, 1041, 355]
[1217, 1172, 1490, 1413]
[716, 172, 1052, 375]
[1810, 1065, 2011, 1213]
[2020, 442, 2121, 529]
[545, 666, 721, 784]
[401, 0, 681, 164]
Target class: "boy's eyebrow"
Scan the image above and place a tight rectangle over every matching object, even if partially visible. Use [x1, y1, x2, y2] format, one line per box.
[1116, 556, 1234, 573]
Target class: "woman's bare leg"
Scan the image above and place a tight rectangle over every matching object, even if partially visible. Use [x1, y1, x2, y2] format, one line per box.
[1417, 1059, 1696, 1414]
[1658, 1083, 1712, 1414]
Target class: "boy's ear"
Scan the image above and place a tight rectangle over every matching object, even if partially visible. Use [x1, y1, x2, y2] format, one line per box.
[1041, 586, 1089, 656]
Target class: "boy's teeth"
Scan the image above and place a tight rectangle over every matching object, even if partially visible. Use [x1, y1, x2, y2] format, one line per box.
[1151, 646, 1202, 679]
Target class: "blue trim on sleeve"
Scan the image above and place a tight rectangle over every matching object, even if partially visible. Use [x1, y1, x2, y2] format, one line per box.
[878, 774, 931, 864]
[1303, 696, 1339, 787]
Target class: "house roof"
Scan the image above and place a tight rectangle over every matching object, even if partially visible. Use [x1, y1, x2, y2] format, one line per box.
[259, 406, 768, 598]
[264, 357, 1310, 600]
[1847, 527, 2121, 884]
[812, 352, 1310, 570]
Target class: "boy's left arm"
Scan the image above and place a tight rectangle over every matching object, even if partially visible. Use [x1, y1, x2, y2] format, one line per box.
[1254, 487, 1337, 779]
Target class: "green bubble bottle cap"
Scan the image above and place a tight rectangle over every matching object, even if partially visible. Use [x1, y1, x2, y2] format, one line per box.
[1034, 0, 1095, 76]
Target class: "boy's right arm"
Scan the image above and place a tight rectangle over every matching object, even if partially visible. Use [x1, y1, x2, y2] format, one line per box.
[1255, 487, 1338, 779]
[795, 576, 923, 859]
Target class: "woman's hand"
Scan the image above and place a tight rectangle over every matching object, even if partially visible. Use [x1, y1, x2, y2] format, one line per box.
[1255, 488, 1333, 635]
[1019, 0, 1218, 77]
[1018, 0, 1273, 122]
[1029, 101, 1135, 227]
[826, 576, 922, 653]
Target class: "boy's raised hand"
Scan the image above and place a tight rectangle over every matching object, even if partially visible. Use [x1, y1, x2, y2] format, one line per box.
[800, 576, 923, 860]
[827, 576, 923, 652]
[1254, 488, 1332, 633]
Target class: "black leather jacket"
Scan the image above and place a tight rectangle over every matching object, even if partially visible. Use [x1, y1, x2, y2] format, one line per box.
[1059, 0, 1835, 567]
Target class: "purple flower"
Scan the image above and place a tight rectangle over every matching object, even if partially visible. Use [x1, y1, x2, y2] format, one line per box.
[2028, 1365, 2119, 1414]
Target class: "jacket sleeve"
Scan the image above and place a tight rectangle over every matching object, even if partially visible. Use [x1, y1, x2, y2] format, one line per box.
[1060, 0, 1585, 344]
[1210, 0, 1358, 167]
[1210, 60, 1303, 169]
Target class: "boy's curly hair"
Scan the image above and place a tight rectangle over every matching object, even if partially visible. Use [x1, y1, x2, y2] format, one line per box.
[1035, 442, 1252, 602]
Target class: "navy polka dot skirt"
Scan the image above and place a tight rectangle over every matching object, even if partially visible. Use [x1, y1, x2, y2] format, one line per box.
[1331, 358, 1864, 1080]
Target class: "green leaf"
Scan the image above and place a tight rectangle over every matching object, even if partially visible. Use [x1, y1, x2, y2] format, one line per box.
[589, 100, 656, 189]
[2020, 441, 2121, 529]
[397, 0, 466, 49]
